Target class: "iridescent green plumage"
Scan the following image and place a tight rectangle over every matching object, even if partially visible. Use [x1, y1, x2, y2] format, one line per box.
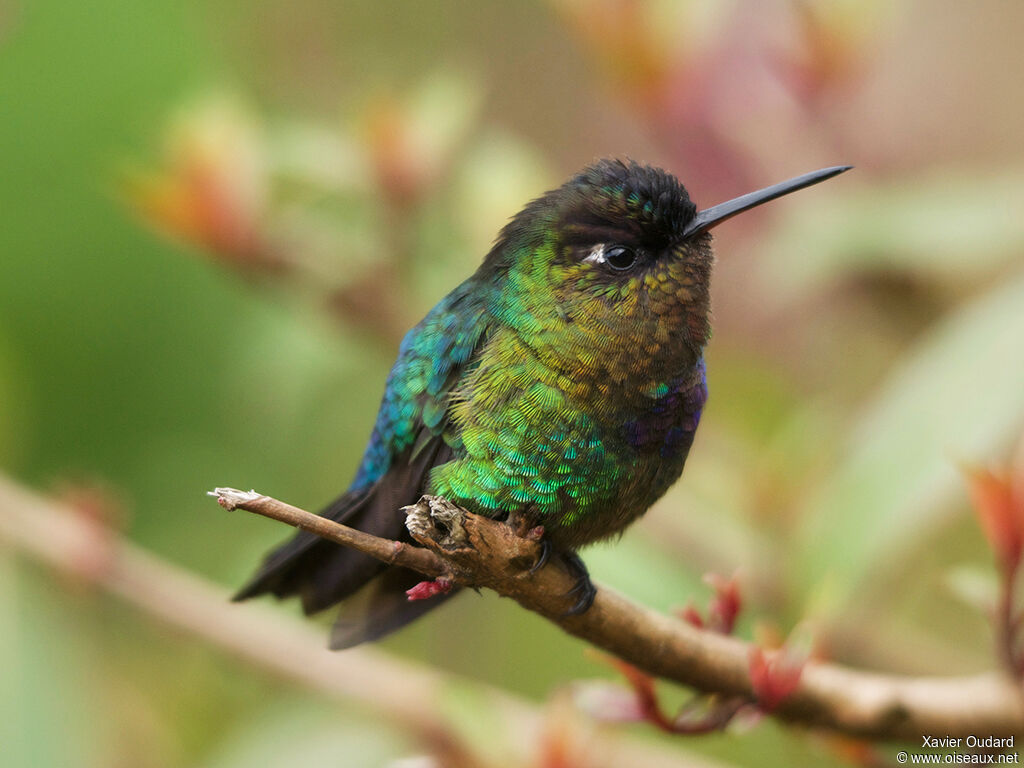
[236, 158, 849, 647]
[344, 160, 711, 548]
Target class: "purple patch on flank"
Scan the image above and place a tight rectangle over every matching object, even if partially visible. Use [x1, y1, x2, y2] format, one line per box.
[624, 359, 707, 458]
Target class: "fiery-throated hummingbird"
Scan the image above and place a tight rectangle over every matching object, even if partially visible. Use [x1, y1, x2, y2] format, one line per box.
[236, 159, 850, 647]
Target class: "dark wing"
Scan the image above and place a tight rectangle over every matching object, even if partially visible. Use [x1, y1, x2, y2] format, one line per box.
[233, 277, 489, 647]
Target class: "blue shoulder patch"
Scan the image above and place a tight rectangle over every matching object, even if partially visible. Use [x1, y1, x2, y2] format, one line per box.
[350, 278, 489, 490]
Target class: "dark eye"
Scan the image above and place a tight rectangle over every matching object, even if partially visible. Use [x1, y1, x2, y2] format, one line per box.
[605, 245, 638, 271]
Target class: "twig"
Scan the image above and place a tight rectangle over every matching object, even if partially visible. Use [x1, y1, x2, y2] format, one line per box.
[210, 488, 1024, 742]
[0, 475, 724, 768]
[211, 488, 444, 577]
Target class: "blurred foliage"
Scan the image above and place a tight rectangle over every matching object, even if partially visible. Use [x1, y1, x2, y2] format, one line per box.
[2, 0, 1024, 766]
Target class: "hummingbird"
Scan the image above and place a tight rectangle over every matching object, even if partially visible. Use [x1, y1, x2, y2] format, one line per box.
[235, 159, 849, 648]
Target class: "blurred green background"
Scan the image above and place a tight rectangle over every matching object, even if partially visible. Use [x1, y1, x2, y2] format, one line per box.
[2, 1, 1024, 766]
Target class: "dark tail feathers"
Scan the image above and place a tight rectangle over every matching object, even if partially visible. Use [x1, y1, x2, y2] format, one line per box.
[233, 436, 458, 647]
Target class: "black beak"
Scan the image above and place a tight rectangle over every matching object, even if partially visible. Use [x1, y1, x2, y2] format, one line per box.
[682, 165, 852, 238]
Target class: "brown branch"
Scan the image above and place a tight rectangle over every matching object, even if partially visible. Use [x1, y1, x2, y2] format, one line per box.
[0, 475, 726, 768]
[210, 488, 1024, 742]
[213, 489, 445, 577]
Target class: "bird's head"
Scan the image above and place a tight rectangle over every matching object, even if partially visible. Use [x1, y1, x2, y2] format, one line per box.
[483, 159, 849, 387]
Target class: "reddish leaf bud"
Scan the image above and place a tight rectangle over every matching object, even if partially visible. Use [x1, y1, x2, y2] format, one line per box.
[748, 647, 804, 712]
[705, 573, 742, 635]
[405, 577, 452, 601]
[964, 466, 1023, 574]
[678, 602, 705, 629]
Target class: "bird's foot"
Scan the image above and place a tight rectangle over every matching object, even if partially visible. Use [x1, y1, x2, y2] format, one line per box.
[501, 511, 547, 573]
[560, 550, 597, 616]
[528, 536, 550, 575]
[521, 536, 596, 614]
